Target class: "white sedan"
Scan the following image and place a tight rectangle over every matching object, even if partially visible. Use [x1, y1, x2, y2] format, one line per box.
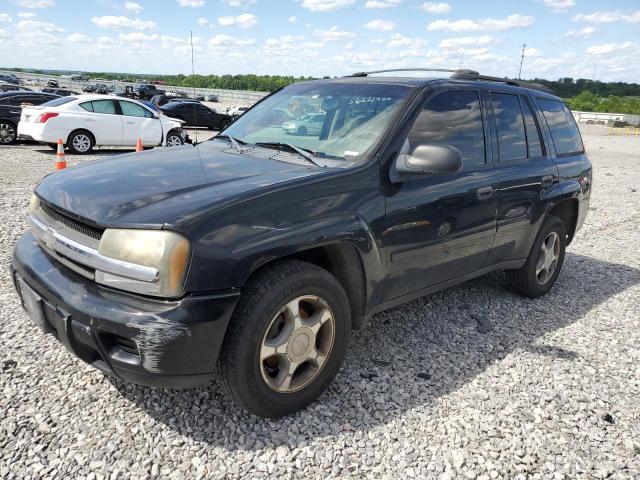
[18, 95, 187, 154]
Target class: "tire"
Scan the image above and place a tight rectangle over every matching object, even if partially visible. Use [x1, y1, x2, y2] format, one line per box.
[297, 126, 307, 136]
[66, 130, 94, 154]
[507, 214, 567, 298]
[219, 118, 231, 131]
[0, 121, 17, 145]
[218, 260, 351, 417]
[165, 131, 184, 147]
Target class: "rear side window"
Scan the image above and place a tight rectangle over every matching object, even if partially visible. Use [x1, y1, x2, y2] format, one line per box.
[408, 90, 486, 168]
[80, 100, 117, 114]
[537, 98, 583, 156]
[491, 92, 527, 162]
[520, 96, 544, 157]
[43, 97, 75, 107]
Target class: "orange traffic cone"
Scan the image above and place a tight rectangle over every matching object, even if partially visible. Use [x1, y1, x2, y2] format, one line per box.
[55, 138, 66, 170]
[135, 138, 143, 152]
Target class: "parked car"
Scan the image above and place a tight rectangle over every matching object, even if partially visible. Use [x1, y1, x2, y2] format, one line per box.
[18, 95, 187, 153]
[42, 88, 79, 96]
[0, 91, 60, 144]
[0, 74, 20, 85]
[11, 69, 592, 418]
[71, 74, 89, 82]
[0, 83, 32, 92]
[149, 94, 193, 106]
[113, 86, 137, 99]
[135, 84, 166, 100]
[282, 112, 326, 136]
[227, 106, 249, 117]
[94, 84, 109, 95]
[82, 84, 96, 93]
[46, 79, 59, 88]
[160, 101, 232, 130]
[206, 94, 219, 102]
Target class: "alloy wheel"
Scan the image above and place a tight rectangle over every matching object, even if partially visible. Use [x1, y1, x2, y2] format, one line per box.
[260, 295, 336, 393]
[535, 231, 560, 285]
[72, 134, 91, 153]
[166, 135, 182, 147]
[0, 123, 16, 144]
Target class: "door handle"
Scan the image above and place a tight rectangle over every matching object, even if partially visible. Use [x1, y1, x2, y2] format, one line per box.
[476, 186, 494, 200]
[541, 175, 555, 187]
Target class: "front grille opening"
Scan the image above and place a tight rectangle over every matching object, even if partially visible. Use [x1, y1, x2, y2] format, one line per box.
[53, 250, 96, 279]
[114, 336, 139, 356]
[40, 202, 104, 240]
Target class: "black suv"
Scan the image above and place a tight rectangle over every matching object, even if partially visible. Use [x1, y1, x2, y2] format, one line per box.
[0, 91, 60, 144]
[12, 70, 591, 417]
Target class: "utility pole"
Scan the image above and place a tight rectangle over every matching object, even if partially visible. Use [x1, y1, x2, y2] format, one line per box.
[591, 64, 597, 82]
[518, 43, 526, 79]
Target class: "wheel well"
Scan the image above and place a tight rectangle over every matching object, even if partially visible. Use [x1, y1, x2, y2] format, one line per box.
[68, 128, 95, 145]
[549, 199, 579, 244]
[249, 244, 367, 329]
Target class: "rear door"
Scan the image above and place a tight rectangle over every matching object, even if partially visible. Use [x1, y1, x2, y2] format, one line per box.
[485, 90, 559, 264]
[78, 100, 124, 145]
[382, 88, 499, 300]
[118, 100, 162, 146]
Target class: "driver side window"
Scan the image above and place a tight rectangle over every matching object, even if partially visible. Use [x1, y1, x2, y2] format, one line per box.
[407, 90, 486, 169]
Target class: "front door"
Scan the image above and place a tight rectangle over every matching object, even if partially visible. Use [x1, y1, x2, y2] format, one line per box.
[382, 88, 498, 301]
[118, 100, 162, 146]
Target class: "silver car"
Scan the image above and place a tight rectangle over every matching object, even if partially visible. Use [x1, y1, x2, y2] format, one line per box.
[282, 113, 325, 136]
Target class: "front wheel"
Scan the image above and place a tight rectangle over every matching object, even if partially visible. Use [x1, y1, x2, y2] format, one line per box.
[507, 215, 567, 298]
[165, 131, 184, 147]
[219, 118, 231, 130]
[218, 260, 351, 417]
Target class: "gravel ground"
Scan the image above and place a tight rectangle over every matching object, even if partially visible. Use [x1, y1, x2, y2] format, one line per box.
[1, 124, 639, 479]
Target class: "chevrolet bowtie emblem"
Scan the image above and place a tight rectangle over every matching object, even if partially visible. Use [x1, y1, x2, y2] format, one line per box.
[45, 227, 56, 249]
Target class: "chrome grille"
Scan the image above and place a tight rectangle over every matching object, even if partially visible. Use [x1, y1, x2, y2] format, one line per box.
[40, 202, 104, 240]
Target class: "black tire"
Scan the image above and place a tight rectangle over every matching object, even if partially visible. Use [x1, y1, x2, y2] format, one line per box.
[507, 214, 567, 298]
[218, 260, 351, 417]
[165, 131, 184, 147]
[219, 118, 231, 131]
[66, 130, 94, 154]
[297, 126, 307, 136]
[0, 121, 17, 145]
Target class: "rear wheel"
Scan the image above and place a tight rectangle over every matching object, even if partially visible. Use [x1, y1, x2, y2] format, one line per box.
[66, 130, 93, 154]
[0, 121, 17, 145]
[218, 260, 351, 417]
[507, 215, 567, 298]
[219, 118, 231, 130]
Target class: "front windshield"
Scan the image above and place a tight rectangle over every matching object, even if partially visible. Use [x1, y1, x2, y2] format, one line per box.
[222, 82, 412, 161]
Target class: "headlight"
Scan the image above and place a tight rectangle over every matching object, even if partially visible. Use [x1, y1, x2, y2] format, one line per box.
[96, 229, 191, 298]
[29, 194, 40, 213]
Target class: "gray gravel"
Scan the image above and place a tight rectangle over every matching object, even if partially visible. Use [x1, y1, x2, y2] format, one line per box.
[1, 125, 639, 479]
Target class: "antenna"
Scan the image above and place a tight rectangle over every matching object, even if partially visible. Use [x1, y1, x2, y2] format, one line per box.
[591, 64, 597, 82]
[518, 43, 526, 80]
[190, 30, 198, 144]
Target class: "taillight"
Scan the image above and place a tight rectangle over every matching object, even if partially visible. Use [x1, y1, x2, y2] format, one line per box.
[35, 112, 59, 123]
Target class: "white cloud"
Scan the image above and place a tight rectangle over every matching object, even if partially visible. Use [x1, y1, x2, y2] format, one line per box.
[288, 16, 297, 23]
[301, 0, 356, 12]
[564, 26, 595, 39]
[124, 1, 143, 13]
[177, 0, 205, 7]
[227, 0, 255, 6]
[17, 12, 36, 18]
[428, 14, 534, 32]
[208, 34, 255, 47]
[364, 19, 395, 31]
[586, 41, 635, 55]
[387, 34, 427, 48]
[16, 19, 63, 32]
[0, 14, 12, 22]
[543, 0, 574, 12]
[13, 0, 54, 8]
[91, 15, 156, 29]
[218, 13, 257, 29]
[313, 25, 356, 41]
[365, 0, 402, 8]
[67, 33, 89, 43]
[438, 35, 497, 48]
[524, 47, 542, 57]
[0, 28, 8, 37]
[421, 2, 451, 14]
[572, 10, 640, 23]
[197, 17, 210, 26]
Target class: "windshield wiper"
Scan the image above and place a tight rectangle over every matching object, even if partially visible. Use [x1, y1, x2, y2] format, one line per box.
[255, 142, 322, 167]
[215, 134, 244, 153]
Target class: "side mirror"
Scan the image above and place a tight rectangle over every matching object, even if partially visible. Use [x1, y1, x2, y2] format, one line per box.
[395, 144, 463, 176]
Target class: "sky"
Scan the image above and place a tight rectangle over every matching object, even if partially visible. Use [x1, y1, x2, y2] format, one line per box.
[0, 0, 639, 82]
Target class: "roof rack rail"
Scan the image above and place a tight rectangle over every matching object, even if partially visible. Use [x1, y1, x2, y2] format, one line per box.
[450, 72, 553, 93]
[348, 68, 479, 77]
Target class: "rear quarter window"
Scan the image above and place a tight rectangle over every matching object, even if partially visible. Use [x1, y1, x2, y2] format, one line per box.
[42, 97, 75, 107]
[537, 98, 583, 156]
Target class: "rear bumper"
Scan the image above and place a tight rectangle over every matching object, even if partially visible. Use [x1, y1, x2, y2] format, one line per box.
[17, 121, 64, 143]
[12, 231, 240, 388]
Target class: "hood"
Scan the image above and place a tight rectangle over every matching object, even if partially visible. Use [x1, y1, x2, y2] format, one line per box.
[35, 141, 332, 230]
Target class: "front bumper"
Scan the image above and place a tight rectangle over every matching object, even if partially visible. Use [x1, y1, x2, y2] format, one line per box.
[12, 231, 240, 388]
